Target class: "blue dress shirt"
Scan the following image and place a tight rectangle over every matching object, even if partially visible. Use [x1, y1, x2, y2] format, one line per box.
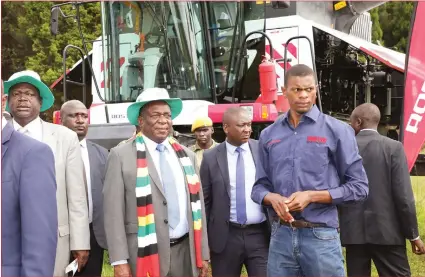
[251, 105, 369, 228]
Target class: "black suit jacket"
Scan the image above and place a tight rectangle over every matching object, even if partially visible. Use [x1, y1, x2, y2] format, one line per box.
[339, 130, 419, 246]
[200, 139, 271, 254]
[87, 140, 109, 249]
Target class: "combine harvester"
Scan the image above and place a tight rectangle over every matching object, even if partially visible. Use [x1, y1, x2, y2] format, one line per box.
[49, 1, 425, 174]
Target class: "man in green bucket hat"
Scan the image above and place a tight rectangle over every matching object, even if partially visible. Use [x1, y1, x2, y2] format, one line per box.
[4, 70, 91, 276]
[103, 87, 210, 277]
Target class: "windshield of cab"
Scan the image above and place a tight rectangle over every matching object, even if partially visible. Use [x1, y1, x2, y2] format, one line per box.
[103, 1, 212, 103]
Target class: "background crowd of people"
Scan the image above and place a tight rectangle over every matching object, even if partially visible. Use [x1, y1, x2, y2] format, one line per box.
[1, 64, 424, 277]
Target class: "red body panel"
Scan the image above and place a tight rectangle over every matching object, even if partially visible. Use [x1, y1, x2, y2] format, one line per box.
[208, 103, 278, 123]
[402, 1, 425, 172]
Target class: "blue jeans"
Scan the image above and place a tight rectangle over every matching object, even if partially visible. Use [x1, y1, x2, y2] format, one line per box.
[267, 221, 345, 277]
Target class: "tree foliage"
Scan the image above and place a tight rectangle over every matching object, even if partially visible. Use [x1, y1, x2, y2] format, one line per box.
[1, 1, 101, 119]
[1, 2, 32, 78]
[370, 8, 383, 45]
[2, 1, 101, 84]
[370, 1, 414, 53]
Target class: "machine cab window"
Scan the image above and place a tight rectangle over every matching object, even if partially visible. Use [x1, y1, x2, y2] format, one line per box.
[104, 1, 211, 103]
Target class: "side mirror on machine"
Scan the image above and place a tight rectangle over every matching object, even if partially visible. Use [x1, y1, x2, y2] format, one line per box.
[50, 7, 60, 35]
[271, 1, 291, 9]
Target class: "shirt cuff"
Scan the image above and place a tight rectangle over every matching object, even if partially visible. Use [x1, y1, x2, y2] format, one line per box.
[253, 189, 270, 205]
[327, 187, 344, 205]
[111, 260, 128, 266]
[410, 236, 420, 241]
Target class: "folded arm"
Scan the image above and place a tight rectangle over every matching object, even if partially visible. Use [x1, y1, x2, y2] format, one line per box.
[329, 126, 369, 205]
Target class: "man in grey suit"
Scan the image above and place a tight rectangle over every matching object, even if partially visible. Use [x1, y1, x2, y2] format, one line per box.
[1, 80, 58, 277]
[103, 88, 210, 277]
[200, 107, 269, 277]
[4, 70, 90, 276]
[61, 100, 109, 276]
[340, 103, 425, 277]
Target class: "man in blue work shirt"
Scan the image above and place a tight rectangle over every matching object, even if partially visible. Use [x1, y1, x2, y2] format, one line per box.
[251, 64, 369, 277]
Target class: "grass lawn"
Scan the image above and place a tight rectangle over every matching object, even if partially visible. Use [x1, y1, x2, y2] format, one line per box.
[101, 177, 425, 276]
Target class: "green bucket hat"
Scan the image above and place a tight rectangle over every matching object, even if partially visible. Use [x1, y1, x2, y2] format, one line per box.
[4, 70, 55, 112]
[127, 88, 183, 126]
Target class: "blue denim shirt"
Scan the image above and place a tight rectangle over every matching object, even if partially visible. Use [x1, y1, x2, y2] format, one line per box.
[251, 105, 368, 228]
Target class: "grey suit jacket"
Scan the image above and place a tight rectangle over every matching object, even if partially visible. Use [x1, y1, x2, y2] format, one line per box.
[200, 139, 271, 253]
[103, 138, 210, 277]
[1, 123, 58, 277]
[38, 121, 90, 276]
[87, 140, 109, 249]
[339, 130, 419, 245]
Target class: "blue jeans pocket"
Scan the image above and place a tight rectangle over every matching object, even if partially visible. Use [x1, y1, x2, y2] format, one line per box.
[270, 220, 280, 237]
[312, 227, 339, 240]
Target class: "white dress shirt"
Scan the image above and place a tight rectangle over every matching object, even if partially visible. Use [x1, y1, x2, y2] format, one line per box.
[226, 141, 266, 224]
[112, 135, 189, 266]
[12, 117, 43, 142]
[80, 139, 93, 223]
[2, 115, 7, 130]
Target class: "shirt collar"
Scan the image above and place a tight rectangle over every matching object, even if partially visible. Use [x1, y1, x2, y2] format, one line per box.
[360, 128, 378, 133]
[225, 140, 250, 154]
[193, 139, 218, 151]
[80, 138, 87, 148]
[142, 135, 172, 153]
[280, 104, 320, 125]
[13, 117, 42, 133]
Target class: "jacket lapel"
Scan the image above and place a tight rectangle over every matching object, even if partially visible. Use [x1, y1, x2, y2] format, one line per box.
[248, 139, 259, 167]
[1, 123, 13, 159]
[41, 121, 57, 156]
[216, 142, 230, 198]
[87, 141, 97, 191]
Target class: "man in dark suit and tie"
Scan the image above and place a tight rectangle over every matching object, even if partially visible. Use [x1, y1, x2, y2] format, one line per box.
[340, 103, 425, 277]
[1, 80, 58, 277]
[200, 107, 269, 277]
[61, 100, 109, 276]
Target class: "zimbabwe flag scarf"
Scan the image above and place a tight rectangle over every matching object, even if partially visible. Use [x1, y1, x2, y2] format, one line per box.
[135, 133, 203, 277]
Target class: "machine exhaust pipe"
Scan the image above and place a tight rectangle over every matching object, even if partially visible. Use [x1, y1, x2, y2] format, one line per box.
[334, 1, 387, 34]
[346, 1, 387, 15]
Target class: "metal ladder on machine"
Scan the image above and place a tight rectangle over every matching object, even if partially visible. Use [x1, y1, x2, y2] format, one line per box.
[62, 44, 87, 107]
[283, 36, 323, 112]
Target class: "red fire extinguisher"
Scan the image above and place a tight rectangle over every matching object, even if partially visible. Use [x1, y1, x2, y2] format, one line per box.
[258, 56, 277, 104]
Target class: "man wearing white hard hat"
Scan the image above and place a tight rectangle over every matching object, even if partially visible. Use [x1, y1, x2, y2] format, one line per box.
[4, 70, 91, 276]
[103, 87, 210, 277]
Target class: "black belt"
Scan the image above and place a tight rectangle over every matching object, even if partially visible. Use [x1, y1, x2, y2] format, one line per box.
[279, 219, 327, 228]
[170, 233, 189, 246]
[229, 221, 267, 229]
